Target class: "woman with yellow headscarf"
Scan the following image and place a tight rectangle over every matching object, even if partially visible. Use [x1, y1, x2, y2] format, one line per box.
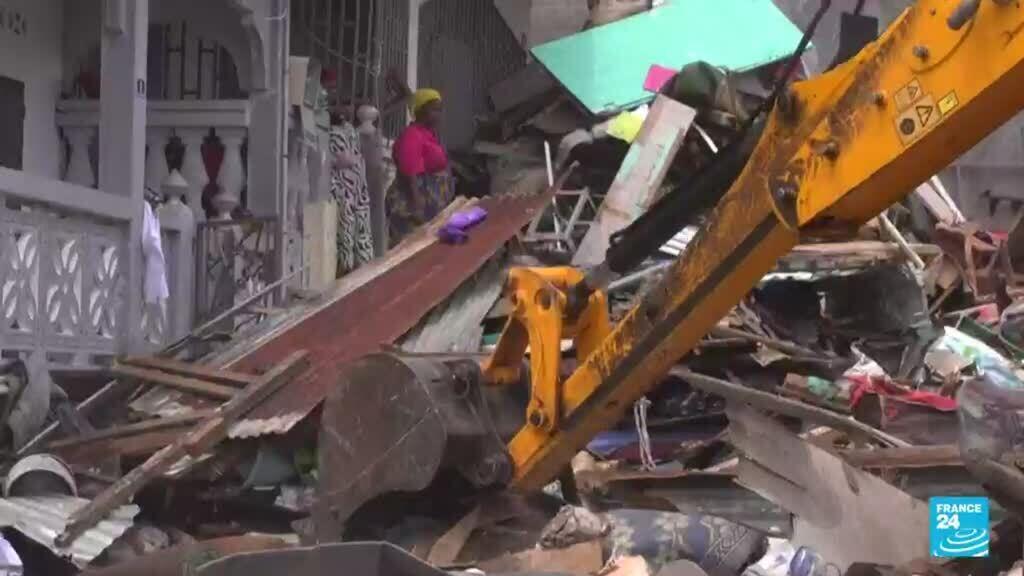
[386, 88, 454, 246]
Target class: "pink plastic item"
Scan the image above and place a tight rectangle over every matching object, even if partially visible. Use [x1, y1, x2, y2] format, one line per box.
[643, 64, 678, 93]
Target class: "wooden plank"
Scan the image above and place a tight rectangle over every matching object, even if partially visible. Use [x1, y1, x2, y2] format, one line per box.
[57, 428, 193, 462]
[777, 241, 941, 272]
[401, 259, 504, 353]
[671, 368, 909, 447]
[728, 404, 930, 570]
[120, 356, 257, 388]
[839, 444, 963, 468]
[427, 505, 481, 567]
[913, 181, 960, 226]
[710, 326, 825, 359]
[56, 351, 309, 547]
[47, 411, 214, 451]
[111, 364, 237, 401]
[572, 95, 696, 267]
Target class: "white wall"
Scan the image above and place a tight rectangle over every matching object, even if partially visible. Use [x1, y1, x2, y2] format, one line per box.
[0, 0, 63, 179]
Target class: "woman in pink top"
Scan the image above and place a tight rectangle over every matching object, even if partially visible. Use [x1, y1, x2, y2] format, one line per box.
[386, 88, 455, 246]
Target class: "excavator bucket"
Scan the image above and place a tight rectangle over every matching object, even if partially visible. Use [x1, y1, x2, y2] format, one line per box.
[316, 352, 527, 538]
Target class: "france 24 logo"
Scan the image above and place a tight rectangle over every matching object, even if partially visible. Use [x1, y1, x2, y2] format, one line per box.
[929, 497, 990, 558]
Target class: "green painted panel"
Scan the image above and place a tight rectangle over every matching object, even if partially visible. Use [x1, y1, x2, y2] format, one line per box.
[532, 0, 805, 115]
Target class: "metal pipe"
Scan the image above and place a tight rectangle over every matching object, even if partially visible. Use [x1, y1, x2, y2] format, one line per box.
[607, 261, 672, 294]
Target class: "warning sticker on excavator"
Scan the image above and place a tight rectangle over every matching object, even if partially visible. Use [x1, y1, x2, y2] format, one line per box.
[894, 94, 940, 146]
[938, 91, 959, 116]
[895, 79, 924, 111]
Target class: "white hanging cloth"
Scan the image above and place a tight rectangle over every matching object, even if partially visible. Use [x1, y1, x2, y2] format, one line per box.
[142, 202, 169, 303]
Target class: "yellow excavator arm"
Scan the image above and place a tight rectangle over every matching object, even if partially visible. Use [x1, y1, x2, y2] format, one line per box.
[318, 0, 1024, 534]
[491, 0, 1024, 489]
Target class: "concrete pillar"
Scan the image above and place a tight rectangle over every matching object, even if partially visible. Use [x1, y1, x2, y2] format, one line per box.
[246, 0, 289, 300]
[99, 0, 148, 354]
[156, 170, 195, 340]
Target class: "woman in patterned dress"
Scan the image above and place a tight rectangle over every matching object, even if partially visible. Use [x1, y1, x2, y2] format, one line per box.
[386, 89, 455, 247]
[329, 102, 374, 275]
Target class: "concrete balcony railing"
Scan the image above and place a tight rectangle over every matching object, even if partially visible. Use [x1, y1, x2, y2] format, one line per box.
[0, 167, 193, 368]
[56, 99, 251, 221]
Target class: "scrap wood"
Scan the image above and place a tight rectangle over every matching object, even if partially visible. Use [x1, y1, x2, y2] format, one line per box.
[671, 368, 910, 447]
[47, 411, 214, 451]
[426, 505, 481, 567]
[59, 428, 194, 462]
[478, 540, 604, 575]
[727, 404, 930, 569]
[575, 468, 792, 538]
[914, 180, 963, 226]
[119, 357, 256, 388]
[776, 241, 940, 272]
[573, 95, 696, 267]
[838, 444, 965, 469]
[401, 259, 505, 354]
[709, 326, 827, 359]
[878, 213, 927, 270]
[55, 350, 309, 548]
[111, 363, 238, 401]
[17, 265, 310, 460]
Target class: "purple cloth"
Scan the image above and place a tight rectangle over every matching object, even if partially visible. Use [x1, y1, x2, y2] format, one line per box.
[438, 207, 488, 244]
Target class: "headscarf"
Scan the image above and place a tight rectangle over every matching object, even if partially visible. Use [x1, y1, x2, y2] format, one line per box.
[410, 88, 442, 117]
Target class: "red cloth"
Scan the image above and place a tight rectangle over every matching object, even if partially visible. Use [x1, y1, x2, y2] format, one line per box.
[848, 374, 958, 412]
[393, 123, 448, 177]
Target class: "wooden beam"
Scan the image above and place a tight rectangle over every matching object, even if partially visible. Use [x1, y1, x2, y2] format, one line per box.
[119, 356, 256, 388]
[111, 364, 237, 401]
[671, 368, 909, 447]
[838, 444, 1024, 469]
[46, 411, 214, 451]
[58, 428, 195, 462]
[572, 95, 696, 267]
[56, 350, 309, 547]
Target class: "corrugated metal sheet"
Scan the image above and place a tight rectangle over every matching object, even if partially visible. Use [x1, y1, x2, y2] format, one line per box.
[222, 193, 552, 437]
[418, 0, 526, 149]
[0, 496, 138, 567]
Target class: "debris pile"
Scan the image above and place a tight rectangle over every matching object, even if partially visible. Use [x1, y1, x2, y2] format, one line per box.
[1, 1, 1023, 575]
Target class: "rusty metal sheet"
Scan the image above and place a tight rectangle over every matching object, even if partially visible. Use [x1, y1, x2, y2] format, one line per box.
[224, 194, 551, 437]
[0, 496, 139, 568]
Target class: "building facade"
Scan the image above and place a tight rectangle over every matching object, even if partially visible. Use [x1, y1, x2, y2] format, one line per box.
[0, 0, 288, 370]
[0, 0, 531, 371]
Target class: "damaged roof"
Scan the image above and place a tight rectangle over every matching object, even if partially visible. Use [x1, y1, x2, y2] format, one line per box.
[532, 0, 805, 115]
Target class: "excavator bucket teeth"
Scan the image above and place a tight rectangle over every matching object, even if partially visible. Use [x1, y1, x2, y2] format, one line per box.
[317, 353, 526, 538]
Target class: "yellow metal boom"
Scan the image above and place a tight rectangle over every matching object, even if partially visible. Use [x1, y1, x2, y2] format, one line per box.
[488, 0, 1024, 489]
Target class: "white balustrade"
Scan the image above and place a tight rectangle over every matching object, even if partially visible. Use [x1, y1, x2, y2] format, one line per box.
[178, 128, 210, 222]
[34, 99, 256, 362]
[64, 126, 96, 188]
[145, 127, 170, 194]
[214, 128, 246, 220]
